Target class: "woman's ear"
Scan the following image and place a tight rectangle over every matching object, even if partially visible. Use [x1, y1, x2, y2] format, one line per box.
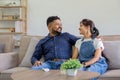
[87, 25, 91, 30]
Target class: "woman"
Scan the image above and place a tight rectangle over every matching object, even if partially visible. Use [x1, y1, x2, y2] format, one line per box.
[72, 19, 108, 76]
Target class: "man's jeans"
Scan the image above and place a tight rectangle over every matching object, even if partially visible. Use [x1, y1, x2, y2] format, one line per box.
[31, 60, 64, 70]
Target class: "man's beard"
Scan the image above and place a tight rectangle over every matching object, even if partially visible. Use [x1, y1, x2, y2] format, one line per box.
[52, 27, 62, 35]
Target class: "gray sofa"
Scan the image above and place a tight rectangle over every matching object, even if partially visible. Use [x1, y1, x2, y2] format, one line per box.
[0, 35, 120, 80]
[0, 35, 15, 72]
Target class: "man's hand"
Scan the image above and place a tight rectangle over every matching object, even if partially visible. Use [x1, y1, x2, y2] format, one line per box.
[34, 61, 43, 66]
[97, 36, 103, 41]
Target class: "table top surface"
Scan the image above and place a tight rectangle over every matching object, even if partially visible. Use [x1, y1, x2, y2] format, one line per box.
[11, 69, 100, 80]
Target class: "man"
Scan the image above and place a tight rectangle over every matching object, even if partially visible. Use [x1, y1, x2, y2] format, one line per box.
[31, 16, 79, 70]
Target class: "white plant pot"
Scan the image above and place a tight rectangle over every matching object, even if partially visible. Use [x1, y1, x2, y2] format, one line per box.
[67, 69, 78, 76]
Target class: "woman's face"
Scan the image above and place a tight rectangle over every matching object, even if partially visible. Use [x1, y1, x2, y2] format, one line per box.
[79, 23, 88, 35]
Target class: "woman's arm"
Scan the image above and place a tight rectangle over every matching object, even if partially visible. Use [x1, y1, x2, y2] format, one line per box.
[83, 48, 102, 67]
[72, 47, 79, 59]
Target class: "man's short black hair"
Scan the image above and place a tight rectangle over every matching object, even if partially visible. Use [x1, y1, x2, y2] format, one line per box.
[47, 16, 61, 26]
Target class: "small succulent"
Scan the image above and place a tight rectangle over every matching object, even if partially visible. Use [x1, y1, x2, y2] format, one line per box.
[60, 59, 82, 70]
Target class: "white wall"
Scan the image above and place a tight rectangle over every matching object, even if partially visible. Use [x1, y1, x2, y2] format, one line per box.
[27, 0, 120, 36]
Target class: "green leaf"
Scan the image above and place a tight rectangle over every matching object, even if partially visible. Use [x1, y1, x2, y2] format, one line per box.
[60, 59, 82, 70]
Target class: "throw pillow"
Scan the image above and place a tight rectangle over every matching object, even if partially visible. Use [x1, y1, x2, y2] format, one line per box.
[19, 37, 39, 67]
[103, 41, 120, 69]
[0, 43, 5, 53]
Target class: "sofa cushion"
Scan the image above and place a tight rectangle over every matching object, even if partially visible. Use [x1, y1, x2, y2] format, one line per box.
[0, 43, 5, 53]
[103, 41, 120, 69]
[0, 52, 18, 72]
[19, 37, 39, 67]
[1, 67, 29, 73]
[18, 36, 44, 65]
[0, 35, 14, 53]
[100, 69, 120, 78]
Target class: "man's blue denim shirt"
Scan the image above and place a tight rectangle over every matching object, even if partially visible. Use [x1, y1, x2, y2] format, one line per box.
[31, 32, 79, 64]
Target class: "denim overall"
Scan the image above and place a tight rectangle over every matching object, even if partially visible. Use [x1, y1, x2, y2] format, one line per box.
[79, 39, 108, 76]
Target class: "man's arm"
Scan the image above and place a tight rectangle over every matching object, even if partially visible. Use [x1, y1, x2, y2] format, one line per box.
[31, 41, 43, 65]
[66, 33, 80, 45]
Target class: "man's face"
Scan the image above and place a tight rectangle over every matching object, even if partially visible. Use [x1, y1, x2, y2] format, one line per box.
[48, 19, 62, 35]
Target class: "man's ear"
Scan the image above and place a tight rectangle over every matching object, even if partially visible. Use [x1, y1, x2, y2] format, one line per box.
[48, 23, 52, 30]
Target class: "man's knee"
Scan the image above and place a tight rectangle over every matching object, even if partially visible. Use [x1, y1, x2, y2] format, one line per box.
[31, 65, 43, 70]
[31, 62, 51, 70]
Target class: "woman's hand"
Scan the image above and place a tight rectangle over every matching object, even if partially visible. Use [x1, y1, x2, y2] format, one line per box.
[82, 62, 87, 67]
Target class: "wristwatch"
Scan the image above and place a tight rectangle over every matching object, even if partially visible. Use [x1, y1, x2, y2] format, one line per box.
[82, 62, 86, 67]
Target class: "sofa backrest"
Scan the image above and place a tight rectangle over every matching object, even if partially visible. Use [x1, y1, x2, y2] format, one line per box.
[102, 35, 120, 41]
[102, 35, 120, 69]
[18, 35, 44, 64]
[18, 35, 120, 68]
[0, 35, 14, 53]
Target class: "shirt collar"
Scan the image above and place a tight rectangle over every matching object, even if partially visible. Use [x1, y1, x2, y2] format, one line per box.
[47, 33, 62, 38]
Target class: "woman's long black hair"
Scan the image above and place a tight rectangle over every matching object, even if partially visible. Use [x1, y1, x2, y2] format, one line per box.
[80, 19, 99, 39]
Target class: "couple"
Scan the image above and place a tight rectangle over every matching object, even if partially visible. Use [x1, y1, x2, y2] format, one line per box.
[31, 16, 108, 75]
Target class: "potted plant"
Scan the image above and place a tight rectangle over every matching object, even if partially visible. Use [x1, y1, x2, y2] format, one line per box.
[60, 59, 82, 76]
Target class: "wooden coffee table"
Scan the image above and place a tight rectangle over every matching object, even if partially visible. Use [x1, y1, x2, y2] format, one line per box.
[11, 69, 100, 80]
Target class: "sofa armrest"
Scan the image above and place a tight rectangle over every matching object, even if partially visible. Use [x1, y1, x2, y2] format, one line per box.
[0, 52, 18, 72]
